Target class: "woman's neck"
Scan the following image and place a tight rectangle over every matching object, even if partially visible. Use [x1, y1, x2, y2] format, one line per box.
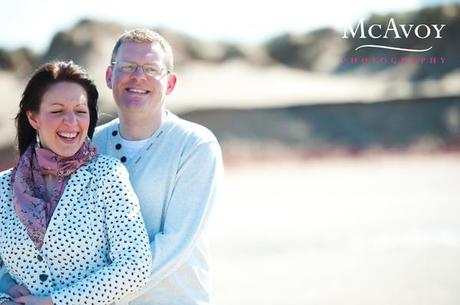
[43, 174, 59, 202]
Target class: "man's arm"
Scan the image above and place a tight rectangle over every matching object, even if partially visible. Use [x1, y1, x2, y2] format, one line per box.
[0, 269, 15, 294]
[0, 262, 14, 301]
[123, 140, 223, 301]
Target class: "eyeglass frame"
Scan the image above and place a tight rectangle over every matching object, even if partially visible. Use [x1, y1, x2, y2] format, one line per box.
[111, 61, 171, 79]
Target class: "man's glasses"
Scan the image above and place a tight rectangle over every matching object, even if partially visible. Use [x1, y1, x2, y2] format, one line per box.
[111, 61, 170, 79]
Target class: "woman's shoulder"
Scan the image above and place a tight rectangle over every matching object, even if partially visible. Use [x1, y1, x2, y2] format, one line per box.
[87, 153, 124, 170]
[0, 169, 13, 201]
[0, 168, 13, 182]
[85, 154, 128, 178]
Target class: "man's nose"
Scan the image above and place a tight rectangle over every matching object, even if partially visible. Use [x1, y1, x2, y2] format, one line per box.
[131, 65, 147, 78]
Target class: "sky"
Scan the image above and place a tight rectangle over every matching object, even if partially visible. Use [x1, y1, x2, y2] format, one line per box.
[0, 0, 458, 53]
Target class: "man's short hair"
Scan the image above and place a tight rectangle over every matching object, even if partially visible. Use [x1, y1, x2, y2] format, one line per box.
[111, 29, 174, 71]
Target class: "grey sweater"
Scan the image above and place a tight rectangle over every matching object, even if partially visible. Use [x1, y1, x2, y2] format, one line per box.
[92, 111, 223, 305]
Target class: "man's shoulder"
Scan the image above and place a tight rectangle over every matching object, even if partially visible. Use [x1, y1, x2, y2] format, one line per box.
[92, 118, 119, 152]
[94, 118, 119, 138]
[168, 113, 218, 146]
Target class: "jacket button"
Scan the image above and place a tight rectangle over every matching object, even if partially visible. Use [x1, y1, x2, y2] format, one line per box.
[115, 143, 122, 150]
[120, 156, 127, 163]
[39, 274, 48, 281]
[37, 255, 43, 262]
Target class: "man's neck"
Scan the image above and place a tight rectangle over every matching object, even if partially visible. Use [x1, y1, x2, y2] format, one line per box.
[118, 109, 166, 141]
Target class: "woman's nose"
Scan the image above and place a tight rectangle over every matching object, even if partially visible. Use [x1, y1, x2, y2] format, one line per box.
[63, 112, 77, 124]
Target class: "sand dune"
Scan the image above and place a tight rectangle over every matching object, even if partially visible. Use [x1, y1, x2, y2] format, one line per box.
[168, 60, 460, 112]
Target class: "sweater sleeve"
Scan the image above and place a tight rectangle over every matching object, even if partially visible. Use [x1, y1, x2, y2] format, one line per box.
[0, 260, 12, 300]
[0, 265, 15, 294]
[50, 162, 153, 305]
[121, 140, 223, 301]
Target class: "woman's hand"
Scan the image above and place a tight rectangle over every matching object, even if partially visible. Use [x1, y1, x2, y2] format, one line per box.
[5, 285, 30, 298]
[13, 296, 52, 305]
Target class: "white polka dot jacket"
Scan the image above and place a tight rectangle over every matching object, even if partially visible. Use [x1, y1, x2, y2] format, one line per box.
[0, 154, 153, 305]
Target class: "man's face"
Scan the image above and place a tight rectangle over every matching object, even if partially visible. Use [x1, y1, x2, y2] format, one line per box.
[106, 41, 176, 116]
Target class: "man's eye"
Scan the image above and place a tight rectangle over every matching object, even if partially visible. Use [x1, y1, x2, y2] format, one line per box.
[119, 64, 135, 72]
[144, 66, 160, 74]
[51, 111, 62, 114]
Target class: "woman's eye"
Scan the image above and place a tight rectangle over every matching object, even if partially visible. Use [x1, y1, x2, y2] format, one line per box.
[50, 111, 62, 114]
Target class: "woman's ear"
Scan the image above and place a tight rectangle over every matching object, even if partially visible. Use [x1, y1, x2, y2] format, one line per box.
[26, 111, 39, 130]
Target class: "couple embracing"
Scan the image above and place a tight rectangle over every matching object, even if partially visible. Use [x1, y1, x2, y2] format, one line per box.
[0, 29, 223, 305]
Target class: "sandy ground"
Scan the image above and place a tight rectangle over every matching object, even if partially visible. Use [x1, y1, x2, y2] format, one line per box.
[209, 154, 460, 305]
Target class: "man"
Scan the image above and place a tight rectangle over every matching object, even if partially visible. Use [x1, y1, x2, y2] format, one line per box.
[92, 29, 223, 305]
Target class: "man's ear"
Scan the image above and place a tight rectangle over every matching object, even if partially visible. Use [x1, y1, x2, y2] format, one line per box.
[26, 111, 39, 130]
[106, 66, 113, 89]
[166, 73, 177, 95]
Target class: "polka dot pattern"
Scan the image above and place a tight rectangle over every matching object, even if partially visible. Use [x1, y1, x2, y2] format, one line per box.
[0, 155, 152, 305]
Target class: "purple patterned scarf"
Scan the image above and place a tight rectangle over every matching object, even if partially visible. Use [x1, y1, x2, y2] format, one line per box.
[11, 139, 97, 249]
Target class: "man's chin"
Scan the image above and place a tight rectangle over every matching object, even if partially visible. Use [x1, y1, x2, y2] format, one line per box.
[121, 99, 148, 110]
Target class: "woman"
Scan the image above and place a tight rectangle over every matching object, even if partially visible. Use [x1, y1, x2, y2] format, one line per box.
[0, 61, 152, 305]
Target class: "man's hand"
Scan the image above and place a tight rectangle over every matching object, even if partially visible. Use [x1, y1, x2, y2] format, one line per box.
[14, 296, 52, 305]
[5, 285, 30, 298]
[2, 301, 22, 305]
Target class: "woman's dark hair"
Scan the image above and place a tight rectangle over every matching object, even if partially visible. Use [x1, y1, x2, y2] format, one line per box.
[15, 61, 99, 155]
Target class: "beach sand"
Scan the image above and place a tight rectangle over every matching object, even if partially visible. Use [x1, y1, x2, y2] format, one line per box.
[210, 154, 460, 305]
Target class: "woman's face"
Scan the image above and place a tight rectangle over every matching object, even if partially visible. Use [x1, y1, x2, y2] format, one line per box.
[27, 81, 90, 157]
